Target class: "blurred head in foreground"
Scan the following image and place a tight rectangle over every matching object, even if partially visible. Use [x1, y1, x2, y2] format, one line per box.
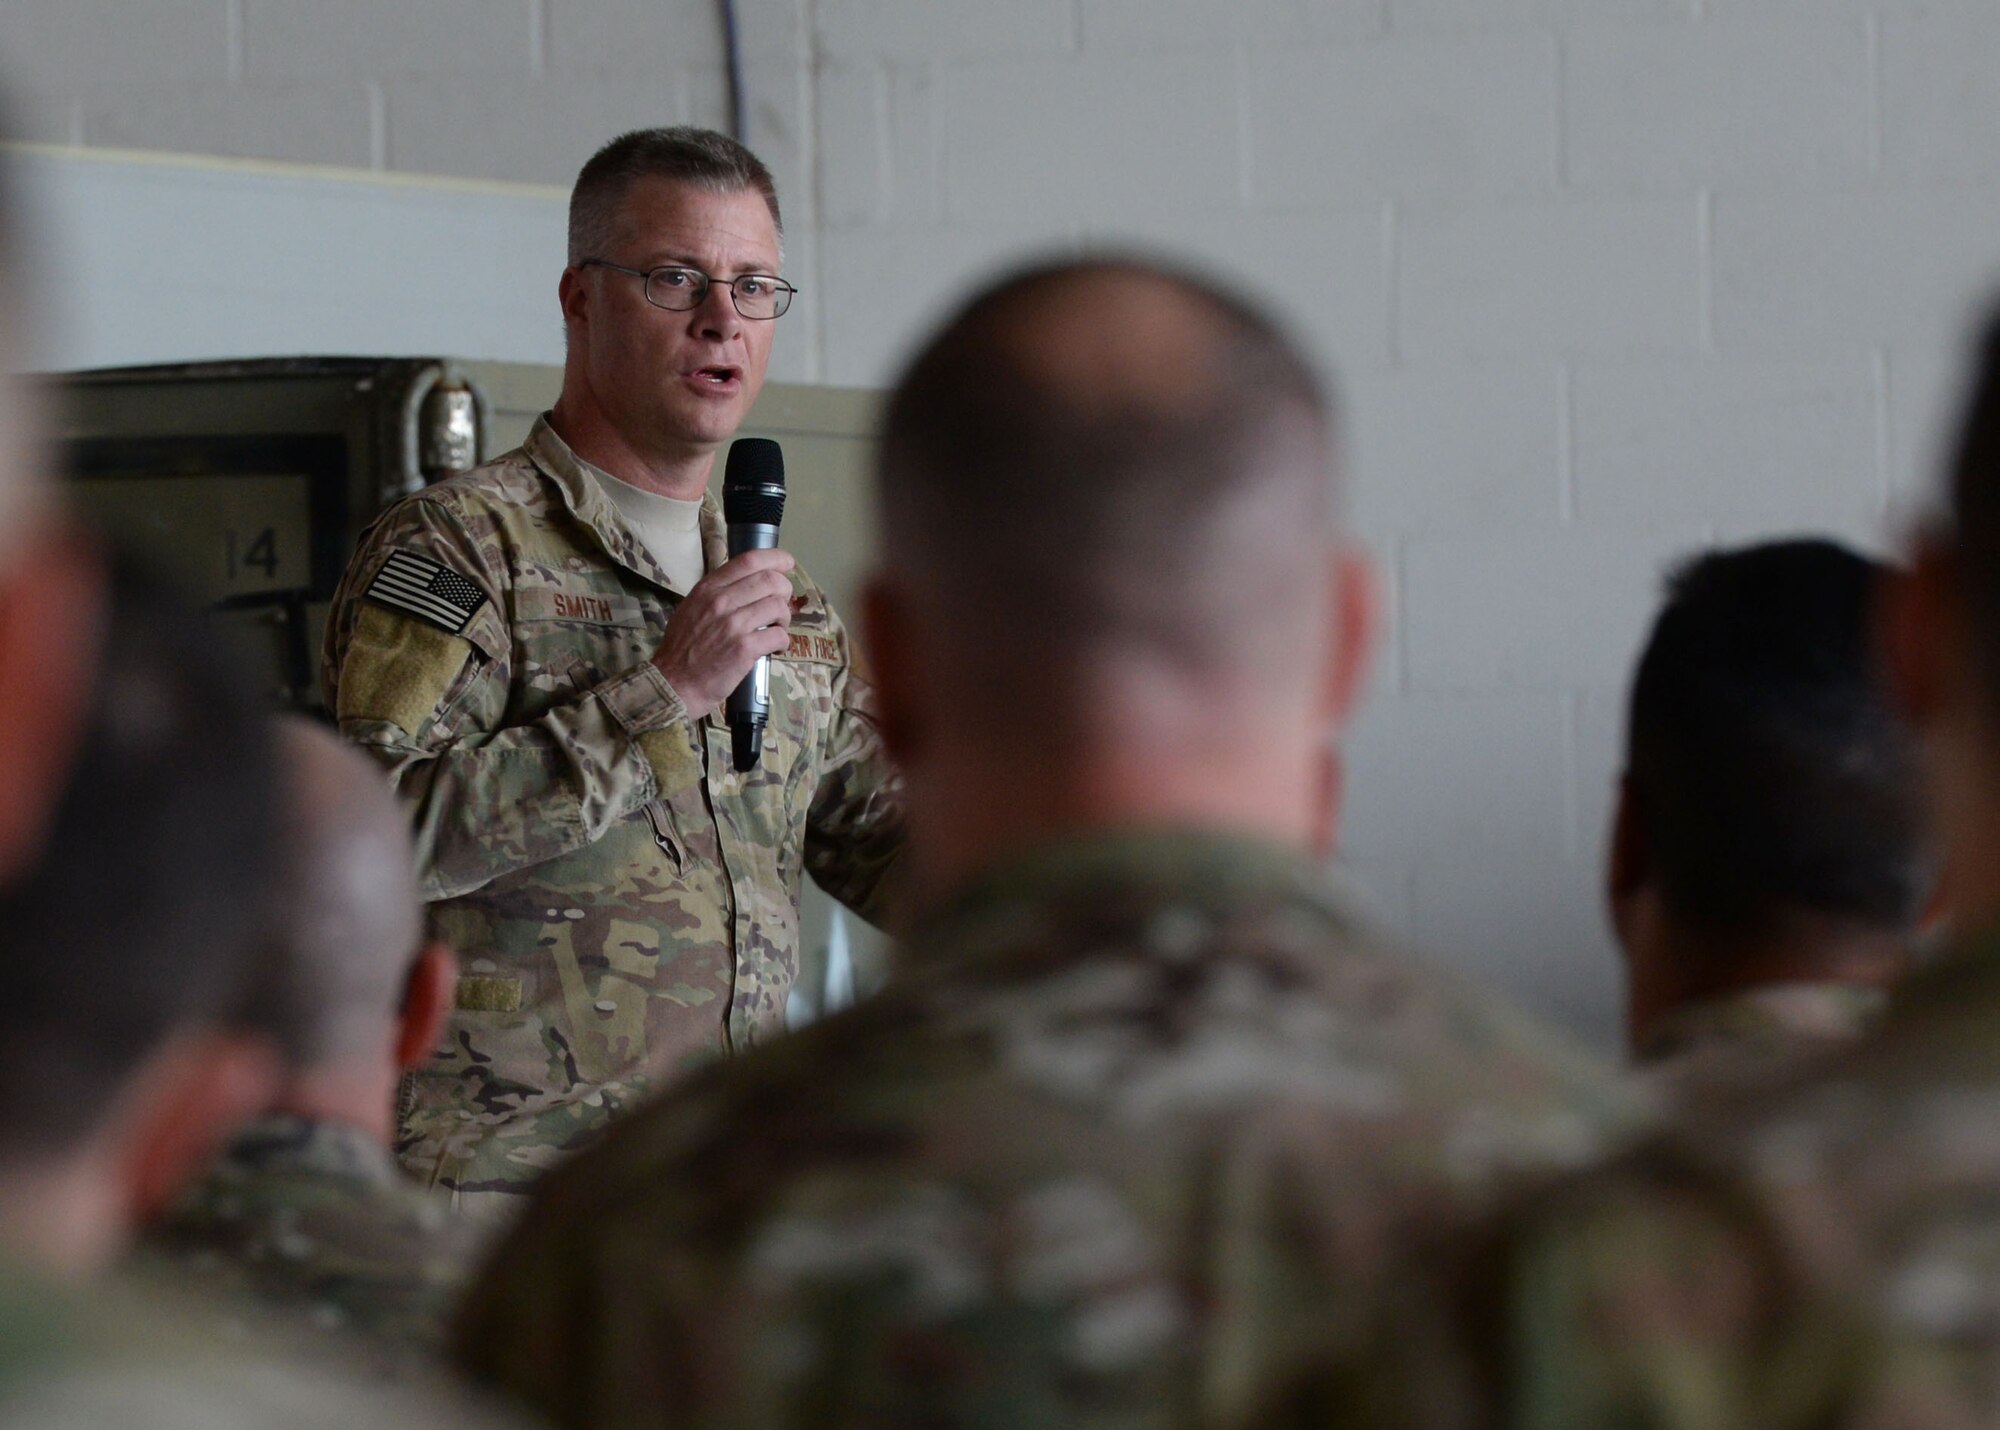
[0, 554, 280, 1276]
[864, 255, 1376, 900]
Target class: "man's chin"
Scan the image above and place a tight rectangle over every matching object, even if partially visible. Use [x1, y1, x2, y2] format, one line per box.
[649, 403, 748, 458]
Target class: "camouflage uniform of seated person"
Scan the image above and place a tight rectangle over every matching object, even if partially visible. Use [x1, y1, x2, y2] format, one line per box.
[452, 258, 1646, 1430]
[1608, 540, 1927, 1098]
[322, 127, 903, 1210]
[134, 720, 481, 1368]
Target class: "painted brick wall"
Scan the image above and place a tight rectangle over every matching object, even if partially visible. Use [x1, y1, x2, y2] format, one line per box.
[9, 0, 2000, 1045]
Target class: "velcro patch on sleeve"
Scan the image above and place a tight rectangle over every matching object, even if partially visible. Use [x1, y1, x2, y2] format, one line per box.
[336, 604, 476, 735]
[365, 550, 489, 635]
[456, 975, 523, 1013]
[636, 727, 704, 798]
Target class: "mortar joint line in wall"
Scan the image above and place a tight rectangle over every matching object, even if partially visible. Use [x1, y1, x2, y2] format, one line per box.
[1390, 537, 1413, 697]
[226, 0, 245, 82]
[1560, 691, 1584, 863]
[1864, 11, 1884, 176]
[1551, 32, 1568, 191]
[1381, 201, 1400, 369]
[1234, 44, 1253, 208]
[1556, 361, 1576, 526]
[806, 0, 829, 386]
[528, 0, 548, 78]
[1695, 188, 1714, 352]
[1873, 347, 1895, 515]
[870, 62, 892, 228]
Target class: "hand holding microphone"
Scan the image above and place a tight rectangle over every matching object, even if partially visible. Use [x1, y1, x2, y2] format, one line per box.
[647, 439, 791, 769]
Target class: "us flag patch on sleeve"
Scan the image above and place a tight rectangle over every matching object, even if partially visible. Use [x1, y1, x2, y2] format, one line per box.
[365, 551, 488, 635]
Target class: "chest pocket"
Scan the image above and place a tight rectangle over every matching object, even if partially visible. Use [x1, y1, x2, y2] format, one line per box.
[509, 584, 659, 714]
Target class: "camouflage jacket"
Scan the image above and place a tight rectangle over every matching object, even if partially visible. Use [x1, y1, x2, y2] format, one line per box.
[452, 831, 1645, 1430]
[1637, 981, 1891, 1099]
[0, 1251, 525, 1426]
[131, 1113, 484, 1368]
[323, 416, 904, 1201]
[1263, 930, 2000, 1430]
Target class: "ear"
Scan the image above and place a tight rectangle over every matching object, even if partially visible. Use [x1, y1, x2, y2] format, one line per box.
[859, 575, 919, 764]
[0, 531, 107, 882]
[1880, 538, 1955, 728]
[1317, 546, 1380, 732]
[115, 1032, 276, 1230]
[1607, 775, 1648, 902]
[395, 940, 458, 1072]
[558, 264, 589, 329]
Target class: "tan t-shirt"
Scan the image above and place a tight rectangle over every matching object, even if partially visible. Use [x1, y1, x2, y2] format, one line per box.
[591, 468, 707, 593]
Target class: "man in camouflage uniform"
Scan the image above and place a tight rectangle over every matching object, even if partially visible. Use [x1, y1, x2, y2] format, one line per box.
[1607, 540, 1926, 1097]
[134, 720, 482, 1369]
[323, 127, 903, 1207]
[450, 258, 1644, 1429]
[1258, 313, 2000, 1430]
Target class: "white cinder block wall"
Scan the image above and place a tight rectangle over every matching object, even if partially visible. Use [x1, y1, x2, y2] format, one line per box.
[9, 0, 2000, 1046]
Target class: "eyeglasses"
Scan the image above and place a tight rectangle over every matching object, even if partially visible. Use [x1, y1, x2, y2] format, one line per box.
[578, 259, 797, 320]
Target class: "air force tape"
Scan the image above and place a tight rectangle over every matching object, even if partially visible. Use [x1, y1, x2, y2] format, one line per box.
[364, 550, 488, 635]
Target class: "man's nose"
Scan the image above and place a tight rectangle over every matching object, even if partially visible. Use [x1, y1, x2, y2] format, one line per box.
[690, 281, 741, 341]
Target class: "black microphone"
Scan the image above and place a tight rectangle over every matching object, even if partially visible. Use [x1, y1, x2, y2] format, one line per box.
[722, 438, 787, 772]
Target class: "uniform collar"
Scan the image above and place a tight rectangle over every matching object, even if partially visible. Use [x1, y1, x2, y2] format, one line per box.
[217, 1113, 401, 1190]
[522, 414, 728, 596]
[900, 828, 1364, 980]
[1637, 981, 1891, 1065]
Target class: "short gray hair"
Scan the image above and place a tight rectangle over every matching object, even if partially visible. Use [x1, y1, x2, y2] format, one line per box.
[567, 127, 783, 267]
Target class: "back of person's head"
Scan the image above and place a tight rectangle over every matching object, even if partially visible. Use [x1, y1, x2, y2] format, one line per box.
[567, 126, 782, 267]
[1622, 539, 1924, 944]
[0, 551, 280, 1169]
[236, 719, 430, 1072]
[875, 256, 1345, 740]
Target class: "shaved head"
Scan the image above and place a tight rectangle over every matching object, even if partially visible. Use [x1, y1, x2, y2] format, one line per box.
[240, 720, 425, 1068]
[877, 258, 1339, 726]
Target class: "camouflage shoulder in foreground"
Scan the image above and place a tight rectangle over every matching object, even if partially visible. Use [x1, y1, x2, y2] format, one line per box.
[1638, 980, 1891, 1100]
[455, 831, 1646, 1430]
[1262, 930, 2000, 1430]
[0, 1250, 525, 1428]
[323, 415, 903, 1204]
[132, 1113, 486, 1370]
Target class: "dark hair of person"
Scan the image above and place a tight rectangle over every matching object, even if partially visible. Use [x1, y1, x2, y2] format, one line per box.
[568, 126, 782, 266]
[1626, 538, 1924, 935]
[0, 547, 280, 1158]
